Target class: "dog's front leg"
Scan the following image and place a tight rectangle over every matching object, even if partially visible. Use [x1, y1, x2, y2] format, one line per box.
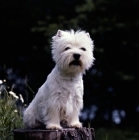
[68, 109, 82, 128]
[45, 108, 62, 130]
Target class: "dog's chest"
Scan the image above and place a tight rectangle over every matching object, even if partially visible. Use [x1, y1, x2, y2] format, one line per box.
[59, 79, 83, 96]
[57, 79, 83, 107]
[57, 82, 83, 117]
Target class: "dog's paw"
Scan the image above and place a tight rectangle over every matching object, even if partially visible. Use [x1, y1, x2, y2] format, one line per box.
[69, 122, 82, 128]
[46, 124, 62, 130]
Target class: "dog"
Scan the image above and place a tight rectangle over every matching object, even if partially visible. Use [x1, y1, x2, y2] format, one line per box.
[23, 29, 95, 129]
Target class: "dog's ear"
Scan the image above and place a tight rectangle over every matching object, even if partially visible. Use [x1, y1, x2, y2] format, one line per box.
[86, 33, 90, 38]
[52, 30, 63, 40]
[56, 30, 63, 37]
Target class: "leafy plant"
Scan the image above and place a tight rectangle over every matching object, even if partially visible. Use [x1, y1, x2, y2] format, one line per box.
[0, 85, 23, 140]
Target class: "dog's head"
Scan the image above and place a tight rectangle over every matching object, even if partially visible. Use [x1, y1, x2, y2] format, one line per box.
[51, 29, 95, 74]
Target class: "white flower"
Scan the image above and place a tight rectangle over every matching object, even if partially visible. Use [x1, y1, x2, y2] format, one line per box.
[0, 80, 3, 84]
[14, 109, 18, 113]
[9, 91, 19, 99]
[19, 94, 24, 103]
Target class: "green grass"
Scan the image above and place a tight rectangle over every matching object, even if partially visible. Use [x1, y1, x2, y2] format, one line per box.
[95, 127, 139, 140]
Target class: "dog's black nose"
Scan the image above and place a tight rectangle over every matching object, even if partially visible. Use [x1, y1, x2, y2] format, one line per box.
[73, 53, 81, 60]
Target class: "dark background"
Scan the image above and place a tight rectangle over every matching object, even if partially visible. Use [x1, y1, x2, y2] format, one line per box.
[0, 0, 139, 129]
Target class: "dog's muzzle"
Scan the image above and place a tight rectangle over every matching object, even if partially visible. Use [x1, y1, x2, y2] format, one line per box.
[69, 53, 81, 66]
[69, 60, 81, 66]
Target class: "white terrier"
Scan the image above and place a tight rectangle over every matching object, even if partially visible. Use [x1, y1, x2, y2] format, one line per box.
[23, 29, 95, 129]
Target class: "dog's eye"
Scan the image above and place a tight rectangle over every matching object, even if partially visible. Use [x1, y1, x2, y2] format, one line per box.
[65, 47, 70, 51]
[80, 47, 86, 51]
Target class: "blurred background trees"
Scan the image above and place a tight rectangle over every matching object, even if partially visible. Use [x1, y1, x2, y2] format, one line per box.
[1, 0, 139, 129]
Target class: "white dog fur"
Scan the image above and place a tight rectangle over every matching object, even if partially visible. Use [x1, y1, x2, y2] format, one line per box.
[23, 29, 95, 129]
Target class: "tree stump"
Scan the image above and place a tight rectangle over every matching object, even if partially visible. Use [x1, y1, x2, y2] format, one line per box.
[14, 127, 95, 140]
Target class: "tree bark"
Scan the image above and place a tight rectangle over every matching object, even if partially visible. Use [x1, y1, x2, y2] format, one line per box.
[14, 127, 95, 140]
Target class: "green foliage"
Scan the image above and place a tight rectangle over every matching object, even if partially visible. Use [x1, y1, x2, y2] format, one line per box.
[0, 88, 23, 140]
[95, 128, 139, 140]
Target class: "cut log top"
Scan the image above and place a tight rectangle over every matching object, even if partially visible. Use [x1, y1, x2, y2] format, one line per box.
[14, 127, 95, 140]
